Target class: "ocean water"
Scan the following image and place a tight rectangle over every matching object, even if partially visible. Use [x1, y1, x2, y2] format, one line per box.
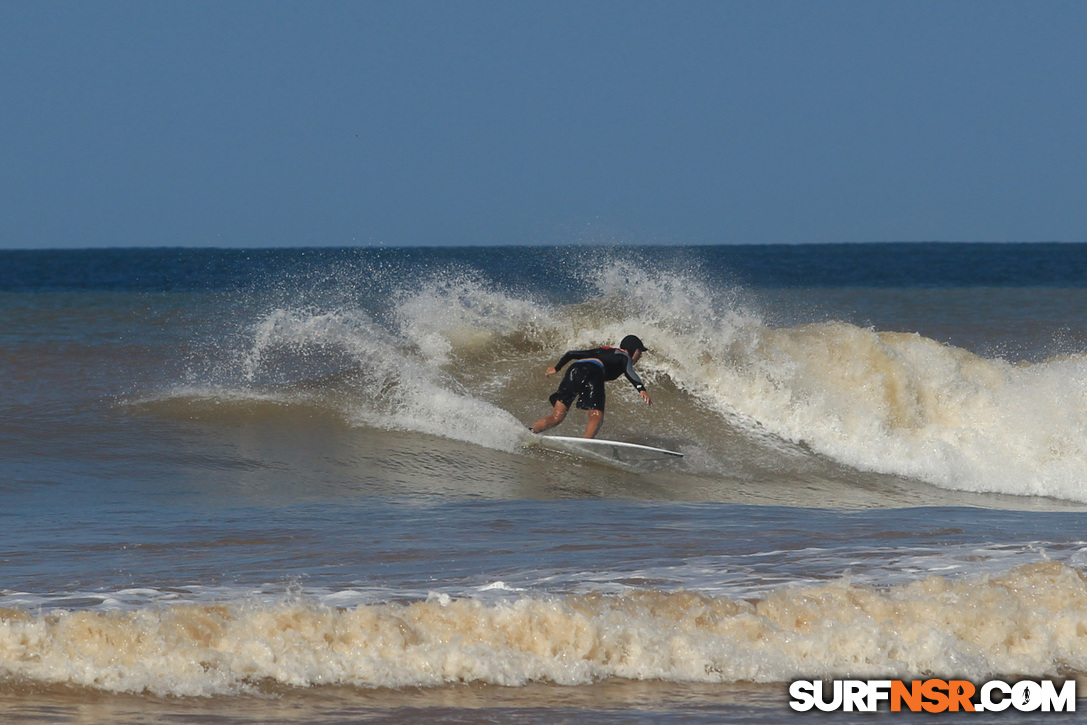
[3, 243, 1087, 723]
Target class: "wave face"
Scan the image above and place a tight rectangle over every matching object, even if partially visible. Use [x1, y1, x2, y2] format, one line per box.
[687, 319, 1087, 500]
[3, 562, 1086, 696]
[147, 250, 1087, 503]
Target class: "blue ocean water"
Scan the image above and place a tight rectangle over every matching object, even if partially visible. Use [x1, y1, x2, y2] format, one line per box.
[3, 243, 1087, 723]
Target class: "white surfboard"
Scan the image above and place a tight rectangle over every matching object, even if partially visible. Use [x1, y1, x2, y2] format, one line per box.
[535, 435, 683, 463]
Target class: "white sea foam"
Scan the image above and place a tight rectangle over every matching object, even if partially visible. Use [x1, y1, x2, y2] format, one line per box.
[4, 562, 1087, 696]
[681, 321, 1087, 501]
[224, 296, 530, 451]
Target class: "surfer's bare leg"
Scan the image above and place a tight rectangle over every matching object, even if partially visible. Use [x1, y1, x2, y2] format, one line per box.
[532, 401, 568, 433]
[584, 410, 604, 439]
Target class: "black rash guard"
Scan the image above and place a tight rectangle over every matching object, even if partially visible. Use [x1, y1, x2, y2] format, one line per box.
[553, 347, 646, 393]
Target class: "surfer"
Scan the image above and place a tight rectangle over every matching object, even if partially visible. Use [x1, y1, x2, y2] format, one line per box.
[531, 335, 652, 439]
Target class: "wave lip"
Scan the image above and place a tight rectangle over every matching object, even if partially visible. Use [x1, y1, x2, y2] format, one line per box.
[4, 562, 1087, 696]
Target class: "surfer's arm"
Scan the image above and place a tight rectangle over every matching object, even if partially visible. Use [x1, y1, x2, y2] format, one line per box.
[623, 359, 652, 405]
[553, 349, 594, 372]
[623, 359, 646, 391]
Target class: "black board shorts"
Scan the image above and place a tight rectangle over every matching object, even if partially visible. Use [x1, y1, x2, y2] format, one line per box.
[549, 361, 607, 411]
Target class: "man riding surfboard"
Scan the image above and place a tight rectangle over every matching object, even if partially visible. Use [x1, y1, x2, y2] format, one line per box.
[531, 335, 651, 439]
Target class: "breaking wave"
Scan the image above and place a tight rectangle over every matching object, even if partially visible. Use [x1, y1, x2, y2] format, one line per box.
[4, 563, 1087, 696]
[149, 255, 1087, 502]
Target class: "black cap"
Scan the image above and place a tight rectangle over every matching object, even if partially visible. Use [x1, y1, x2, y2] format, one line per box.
[620, 335, 648, 354]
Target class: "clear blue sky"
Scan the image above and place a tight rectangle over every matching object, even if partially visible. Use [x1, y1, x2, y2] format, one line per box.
[3, 0, 1086, 248]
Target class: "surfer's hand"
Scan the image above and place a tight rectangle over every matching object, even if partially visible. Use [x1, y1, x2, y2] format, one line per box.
[545, 366, 557, 377]
[641, 390, 652, 405]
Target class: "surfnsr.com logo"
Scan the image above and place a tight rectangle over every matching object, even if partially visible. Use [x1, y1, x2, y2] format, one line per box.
[789, 679, 1076, 713]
